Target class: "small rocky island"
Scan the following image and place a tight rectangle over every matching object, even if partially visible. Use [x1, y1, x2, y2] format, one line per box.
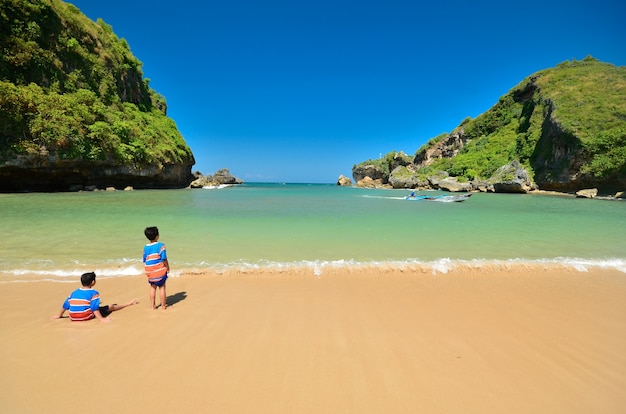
[189, 169, 244, 188]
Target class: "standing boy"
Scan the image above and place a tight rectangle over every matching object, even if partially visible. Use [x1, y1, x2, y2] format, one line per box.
[143, 226, 170, 310]
[52, 272, 137, 322]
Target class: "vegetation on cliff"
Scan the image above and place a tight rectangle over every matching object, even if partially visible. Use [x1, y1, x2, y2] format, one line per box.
[0, 0, 194, 169]
[354, 57, 626, 192]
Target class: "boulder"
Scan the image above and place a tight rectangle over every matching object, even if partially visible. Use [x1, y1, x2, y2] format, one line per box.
[388, 166, 424, 189]
[357, 176, 386, 188]
[189, 173, 213, 188]
[213, 168, 243, 185]
[489, 160, 535, 193]
[437, 178, 472, 192]
[576, 188, 598, 198]
[336, 175, 353, 186]
[471, 179, 491, 192]
[388, 175, 421, 189]
[426, 171, 450, 188]
[492, 181, 532, 193]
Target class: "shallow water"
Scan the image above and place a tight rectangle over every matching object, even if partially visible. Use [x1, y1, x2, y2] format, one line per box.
[1, 183, 625, 281]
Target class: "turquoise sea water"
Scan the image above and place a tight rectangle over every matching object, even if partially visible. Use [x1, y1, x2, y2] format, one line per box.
[1, 183, 625, 282]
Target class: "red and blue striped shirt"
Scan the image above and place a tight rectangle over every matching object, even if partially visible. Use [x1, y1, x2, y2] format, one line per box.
[143, 242, 168, 283]
[63, 288, 100, 321]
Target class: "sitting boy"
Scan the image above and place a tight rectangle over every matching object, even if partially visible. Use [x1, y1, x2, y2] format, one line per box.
[52, 272, 137, 322]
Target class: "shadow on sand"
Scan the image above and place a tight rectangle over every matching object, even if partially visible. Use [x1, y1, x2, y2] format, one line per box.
[166, 291, 187, 307]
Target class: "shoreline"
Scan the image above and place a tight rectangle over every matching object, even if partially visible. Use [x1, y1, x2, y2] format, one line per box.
[2, 258, 626, 283]
[2, 266, 626, 413]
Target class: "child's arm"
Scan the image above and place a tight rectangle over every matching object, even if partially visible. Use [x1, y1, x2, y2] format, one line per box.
[163, 259, 170, 272]
[51, 309, 66, 319]
[53, 297, 71, 319]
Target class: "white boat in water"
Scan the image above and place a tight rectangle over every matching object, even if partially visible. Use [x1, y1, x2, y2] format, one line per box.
[426, 194, 472, 202]
[405, 193, 472, 203]
[202, 184, 233, 189]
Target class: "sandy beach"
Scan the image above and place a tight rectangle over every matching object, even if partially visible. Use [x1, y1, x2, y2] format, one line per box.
[1, 265, 625, 413]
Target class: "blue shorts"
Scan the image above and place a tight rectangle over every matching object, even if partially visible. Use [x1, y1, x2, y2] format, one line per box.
[149, 275, 167, 287]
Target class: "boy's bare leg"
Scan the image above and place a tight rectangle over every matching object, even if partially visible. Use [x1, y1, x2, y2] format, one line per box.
[160, 284, 167, 311]
[109, 299, 139, 312]
[149, 284, 157, 310]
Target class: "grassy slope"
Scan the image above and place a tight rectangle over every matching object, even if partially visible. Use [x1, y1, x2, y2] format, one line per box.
[356, 58, 626, 189]
[0, 0, 194, 167]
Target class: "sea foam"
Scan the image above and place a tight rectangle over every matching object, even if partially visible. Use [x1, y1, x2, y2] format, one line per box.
[2, 257, 625, 283]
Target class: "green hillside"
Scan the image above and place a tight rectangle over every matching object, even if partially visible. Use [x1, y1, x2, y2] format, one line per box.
[356, 57, 626, 192]
[0, 0, 194, 171]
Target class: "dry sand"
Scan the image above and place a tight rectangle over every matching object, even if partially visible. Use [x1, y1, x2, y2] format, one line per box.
[1, 265, 625, 413]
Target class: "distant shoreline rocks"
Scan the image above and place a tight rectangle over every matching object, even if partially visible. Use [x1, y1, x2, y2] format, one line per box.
[343, 159, 625, 200]
[190, 168, 243, 189]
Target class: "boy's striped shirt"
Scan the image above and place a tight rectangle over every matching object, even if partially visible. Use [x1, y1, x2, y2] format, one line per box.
[143, 242, 168, 283]
[63, 288, 100, 321]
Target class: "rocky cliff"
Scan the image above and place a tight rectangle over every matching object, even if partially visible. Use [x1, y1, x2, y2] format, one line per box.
[0, 0, 195, 192]
[352, 58, 626, 195]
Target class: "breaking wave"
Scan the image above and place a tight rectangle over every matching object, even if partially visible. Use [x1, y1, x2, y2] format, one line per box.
[2, 257, 625, 283]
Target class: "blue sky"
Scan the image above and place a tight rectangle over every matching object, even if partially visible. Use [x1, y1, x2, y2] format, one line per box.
[69, 0, 626, 183]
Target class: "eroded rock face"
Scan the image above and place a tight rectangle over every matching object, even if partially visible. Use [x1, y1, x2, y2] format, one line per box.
[0, 155, 194, 192]
[527, 103, 626, 192]
[413, 129, 470, 168]
[391, 151, 413, 170]
[530, 105, 587, 191]
[353, 164, 386, 183]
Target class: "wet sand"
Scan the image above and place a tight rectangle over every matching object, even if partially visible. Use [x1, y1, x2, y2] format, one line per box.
[1, 265, 625, 413]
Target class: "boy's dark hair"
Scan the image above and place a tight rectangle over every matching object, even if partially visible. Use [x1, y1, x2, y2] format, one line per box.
[81, 272, 96, 286]
[144, 226, 159, 241]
